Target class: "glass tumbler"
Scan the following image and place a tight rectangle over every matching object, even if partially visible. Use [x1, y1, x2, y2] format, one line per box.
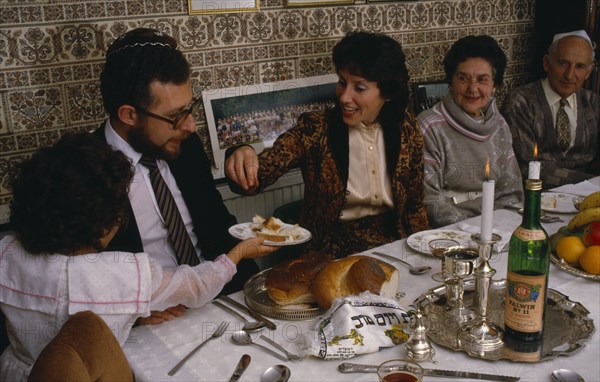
[377, 359, 424, 382]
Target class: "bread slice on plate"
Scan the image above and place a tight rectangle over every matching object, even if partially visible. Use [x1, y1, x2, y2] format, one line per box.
[251, 214, 302, 242]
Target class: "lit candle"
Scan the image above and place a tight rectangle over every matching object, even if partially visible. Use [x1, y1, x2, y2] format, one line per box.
[481, 159, 495, 241]
[528, 143, 540, 180]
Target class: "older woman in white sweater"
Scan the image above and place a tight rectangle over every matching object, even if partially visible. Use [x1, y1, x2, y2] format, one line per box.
[417, 35, 523, 227]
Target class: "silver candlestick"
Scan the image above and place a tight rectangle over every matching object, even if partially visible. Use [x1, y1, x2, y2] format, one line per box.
[459, 233, 504, 350]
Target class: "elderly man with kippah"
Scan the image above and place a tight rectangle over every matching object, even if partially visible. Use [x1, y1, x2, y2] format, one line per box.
[502, 30, 600, 188]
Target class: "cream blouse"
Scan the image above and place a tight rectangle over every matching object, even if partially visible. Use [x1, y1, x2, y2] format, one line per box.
[340, 122, 393, 221]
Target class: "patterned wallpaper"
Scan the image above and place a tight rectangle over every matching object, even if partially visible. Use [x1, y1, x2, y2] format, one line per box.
[0, 0, 536, 224]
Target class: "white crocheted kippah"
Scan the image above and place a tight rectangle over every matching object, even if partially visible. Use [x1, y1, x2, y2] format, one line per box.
[552, 30, 594, 49]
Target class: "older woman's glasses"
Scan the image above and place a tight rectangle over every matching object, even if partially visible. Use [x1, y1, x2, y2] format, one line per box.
[454, 73, 493, 87]
[134, 98, 202, 130]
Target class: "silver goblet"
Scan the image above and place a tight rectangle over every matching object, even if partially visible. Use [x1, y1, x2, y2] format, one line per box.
[444, 247, 479, 322]
[428, 239, 460, 282]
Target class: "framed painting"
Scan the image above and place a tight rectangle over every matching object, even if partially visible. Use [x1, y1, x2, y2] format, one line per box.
[188, 0, 259, 14]
[202, 74, 338, 179]
[411, 80, 448, 113]
[287, 0, 353, 7]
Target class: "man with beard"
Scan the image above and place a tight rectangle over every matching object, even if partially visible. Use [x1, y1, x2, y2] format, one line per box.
[502, 30, 599, 188]
[94, 28, 264, 324]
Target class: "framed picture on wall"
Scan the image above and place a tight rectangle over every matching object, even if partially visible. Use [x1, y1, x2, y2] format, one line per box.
[411, 80, 449, 114]
[188, 0, 258, 14]
[287, 0, 353, 7]
[202, 74, 338, 179]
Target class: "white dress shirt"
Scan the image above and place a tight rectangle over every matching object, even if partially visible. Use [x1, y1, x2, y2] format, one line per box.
[103, 121, 203, 268]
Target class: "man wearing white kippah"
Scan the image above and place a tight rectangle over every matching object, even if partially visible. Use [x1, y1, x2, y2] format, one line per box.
[501, 30, 599, 188]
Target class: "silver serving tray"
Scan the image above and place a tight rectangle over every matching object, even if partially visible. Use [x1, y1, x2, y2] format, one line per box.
[416, 279, 595, 362]
[243, 268, 325, 321]
[550, 251, 600, 281]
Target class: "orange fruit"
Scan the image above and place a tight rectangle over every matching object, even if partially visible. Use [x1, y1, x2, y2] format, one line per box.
[556, 236, 587, 266]
[579, 245, 600, 275]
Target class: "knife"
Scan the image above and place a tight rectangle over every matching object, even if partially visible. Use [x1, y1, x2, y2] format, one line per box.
[338, 362, 520, 381]
[228, 354, 251, 382]
[220, 295, 277, 330]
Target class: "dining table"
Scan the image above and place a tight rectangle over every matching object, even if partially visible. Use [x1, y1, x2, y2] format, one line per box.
[123, 177, 600, 381]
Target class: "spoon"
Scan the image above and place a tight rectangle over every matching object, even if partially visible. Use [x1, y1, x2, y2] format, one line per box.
[261, 365, 291, 382]
[213, 301, 266, 332]
[231, 331, 288, 362]
[551, 369, 585, 382]
[372, 251, 432, 275]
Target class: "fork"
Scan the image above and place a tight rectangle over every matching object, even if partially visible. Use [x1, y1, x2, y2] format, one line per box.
[504, 204, 563, 223]
[167, 321, 229, 376]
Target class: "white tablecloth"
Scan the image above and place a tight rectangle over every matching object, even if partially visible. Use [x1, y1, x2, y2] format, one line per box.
[123, 208, 600, 382]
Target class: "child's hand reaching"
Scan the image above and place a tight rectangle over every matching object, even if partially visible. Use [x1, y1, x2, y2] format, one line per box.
[227, 237, 278, 265]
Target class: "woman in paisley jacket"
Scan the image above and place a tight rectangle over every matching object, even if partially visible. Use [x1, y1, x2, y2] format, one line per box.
[225, 31, 429, 258]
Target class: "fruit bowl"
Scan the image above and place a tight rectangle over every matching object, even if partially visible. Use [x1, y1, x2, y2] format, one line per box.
[551, 226, 600, 280]
[550, 250, 600, 281]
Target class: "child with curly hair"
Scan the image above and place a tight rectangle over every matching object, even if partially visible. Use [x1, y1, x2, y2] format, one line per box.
[0, 133, 276, 381]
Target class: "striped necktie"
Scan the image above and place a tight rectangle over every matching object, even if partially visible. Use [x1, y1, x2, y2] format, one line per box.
[555, 98, 571, 152]
[139, 156, 199, 266]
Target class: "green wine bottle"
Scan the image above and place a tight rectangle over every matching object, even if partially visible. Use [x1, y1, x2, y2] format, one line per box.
[504, 179, 549, 342]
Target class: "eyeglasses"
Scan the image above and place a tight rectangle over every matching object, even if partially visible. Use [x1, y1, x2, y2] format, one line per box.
[454, 73, 494, 87]
[134, 97, 202, 130]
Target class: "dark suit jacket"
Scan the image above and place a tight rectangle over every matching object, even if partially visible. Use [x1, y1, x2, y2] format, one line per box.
[93, 124, 258, 294]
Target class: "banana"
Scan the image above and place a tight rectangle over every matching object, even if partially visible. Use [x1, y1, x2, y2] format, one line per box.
[578, 191, 600, 211]
[567, 206, 600, 231]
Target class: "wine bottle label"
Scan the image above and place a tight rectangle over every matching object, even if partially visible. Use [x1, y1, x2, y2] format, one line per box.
[513, 226, 546, 241]
[502, 344, 542, 362]
[504, 272, 546, 333]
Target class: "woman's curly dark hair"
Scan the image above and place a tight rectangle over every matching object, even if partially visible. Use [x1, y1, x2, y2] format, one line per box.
[10, 133, 134, 255]
[443, 35, 507, 87]
[331, 31, 410, 129]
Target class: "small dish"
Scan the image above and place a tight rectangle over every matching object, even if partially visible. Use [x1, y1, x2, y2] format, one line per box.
[406, 229, 474, 255]
[228, 222, 311, 246]
[541, 192, 579, 214]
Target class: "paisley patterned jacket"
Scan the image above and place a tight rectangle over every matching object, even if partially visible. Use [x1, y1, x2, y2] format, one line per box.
[236, 110, 429, 257]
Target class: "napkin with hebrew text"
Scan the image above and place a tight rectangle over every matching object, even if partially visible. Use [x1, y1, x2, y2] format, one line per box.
[300, 292, 411, 360]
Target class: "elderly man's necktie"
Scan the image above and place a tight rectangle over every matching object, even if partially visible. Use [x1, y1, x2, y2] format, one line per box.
[139, 156, 199, 266]
[555, 98, 571, 152]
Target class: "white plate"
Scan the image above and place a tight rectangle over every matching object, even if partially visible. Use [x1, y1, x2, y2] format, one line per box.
[228, 222, 312, 246]
[406, 229, 475, 255]
[541, 192, 579, 214]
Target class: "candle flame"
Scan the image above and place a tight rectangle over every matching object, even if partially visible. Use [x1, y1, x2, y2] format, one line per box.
[484, 158, 491, 180]
[533, 143, 538, 159]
